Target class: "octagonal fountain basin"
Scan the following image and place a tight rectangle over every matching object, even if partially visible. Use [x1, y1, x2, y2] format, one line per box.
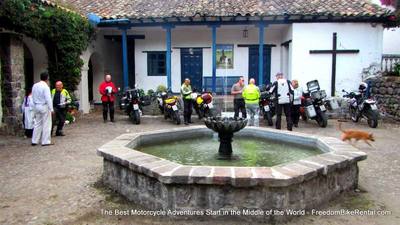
[97, 126, 367, 223]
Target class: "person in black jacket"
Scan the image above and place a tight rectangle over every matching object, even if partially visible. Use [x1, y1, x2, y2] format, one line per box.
[269, 73, 294, 131]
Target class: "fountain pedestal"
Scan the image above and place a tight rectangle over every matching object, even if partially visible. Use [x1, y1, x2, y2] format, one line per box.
[204, 117, 248, 159]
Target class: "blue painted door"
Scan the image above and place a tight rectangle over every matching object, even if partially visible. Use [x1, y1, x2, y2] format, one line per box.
[248, 46, 272, 85]
[181, 48, 203, 91]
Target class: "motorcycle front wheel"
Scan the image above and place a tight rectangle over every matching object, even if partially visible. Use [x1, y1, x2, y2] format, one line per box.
[134, 110, 140, 125]
[198, 109, 204, 120]
[350, 106, 359, 122]
[129, 110, 141, 125]
[366, 109, 379, 128]
[204, 107, 215, 118]
[174, 111, 181, 125]
[265, 111, 273, 126]
[316, 111, 328, 128]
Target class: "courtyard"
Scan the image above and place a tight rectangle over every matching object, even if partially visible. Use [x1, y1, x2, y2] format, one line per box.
[0, 112, 399, 225]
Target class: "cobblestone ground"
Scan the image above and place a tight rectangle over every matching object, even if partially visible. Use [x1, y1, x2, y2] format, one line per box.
[0, 111, 399, 225]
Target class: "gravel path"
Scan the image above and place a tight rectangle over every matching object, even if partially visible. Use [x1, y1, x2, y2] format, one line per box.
[0, 112, 399, 225]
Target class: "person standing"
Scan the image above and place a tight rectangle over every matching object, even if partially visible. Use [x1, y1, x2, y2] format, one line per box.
[22, 88, 34, 138]
[51, 81, 71, 136]
[269, 73, 294, 131]
[291, 80, 303, 128]
[31, 72, 54, 146]
[231, 76, 247, 119]
[242, 78, 260, 126]
[181, 78, 193, 125]
[99, 74, 117, 123]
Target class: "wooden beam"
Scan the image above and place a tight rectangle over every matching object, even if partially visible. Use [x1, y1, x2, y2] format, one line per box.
[310, 49, 360, 54]
[237, 44, 277, 48]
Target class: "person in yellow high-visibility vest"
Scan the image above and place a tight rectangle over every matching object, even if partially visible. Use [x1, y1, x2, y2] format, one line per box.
[51, 81, 71, 136]
[242, 78, 260, 126]
[181, 78, 193, 125]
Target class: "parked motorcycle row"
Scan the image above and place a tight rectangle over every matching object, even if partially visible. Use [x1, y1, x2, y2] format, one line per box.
[156, 89, 216, 125]
[119, 86, 216, 125]
[119, 79, 380, 128]
[259, 79, 379, 128]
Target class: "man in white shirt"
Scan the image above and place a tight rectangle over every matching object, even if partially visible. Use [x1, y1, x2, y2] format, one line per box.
[31, 72, 54, 146]
[291, 80, 303, 128]
[269, 73, 294, 131]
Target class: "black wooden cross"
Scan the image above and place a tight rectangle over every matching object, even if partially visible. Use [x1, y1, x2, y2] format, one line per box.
[309, 32, 359, 96]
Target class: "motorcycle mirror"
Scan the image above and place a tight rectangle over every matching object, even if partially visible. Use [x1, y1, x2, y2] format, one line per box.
[342, 89, 345, 92]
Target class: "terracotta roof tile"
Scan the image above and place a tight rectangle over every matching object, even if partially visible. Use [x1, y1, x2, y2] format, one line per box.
[42, 0, 391, 19]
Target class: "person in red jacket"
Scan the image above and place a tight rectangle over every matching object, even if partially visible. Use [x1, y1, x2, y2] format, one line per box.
[99, 74, 117, 122]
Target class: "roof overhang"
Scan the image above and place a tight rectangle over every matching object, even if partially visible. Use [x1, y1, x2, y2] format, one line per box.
[91, 14, 396, 28]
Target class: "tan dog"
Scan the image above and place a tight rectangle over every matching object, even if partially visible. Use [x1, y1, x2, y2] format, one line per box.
[338, 122, 375, 146]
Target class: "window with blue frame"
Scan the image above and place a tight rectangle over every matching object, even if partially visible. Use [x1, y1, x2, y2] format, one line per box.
[147, 52, 166, 76]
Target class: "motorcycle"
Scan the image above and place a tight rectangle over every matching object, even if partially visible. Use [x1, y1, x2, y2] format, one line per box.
[120, 87, 150, 124]
[342, 89, 379, 128]
[157, 91, 181, 125]
[157, 91, 168, 114]
[259, 85, 275, 126]
[192, 90, 215, 119]
[300, 80, 328, 128]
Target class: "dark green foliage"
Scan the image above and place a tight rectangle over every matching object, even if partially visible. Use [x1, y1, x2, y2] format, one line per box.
[0, 0, 94, 91]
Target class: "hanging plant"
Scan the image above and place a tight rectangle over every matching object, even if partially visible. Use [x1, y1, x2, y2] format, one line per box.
[0, 0, 94, 91]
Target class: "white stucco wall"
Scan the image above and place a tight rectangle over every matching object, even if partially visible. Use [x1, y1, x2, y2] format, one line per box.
[132, 25, 288, 92]
[291, 23, 383, 96]
[280, 26, 293, 80]
[383, 28, 400, 54]
[78, 29, 123, 113]
[22, 36, 48, 83]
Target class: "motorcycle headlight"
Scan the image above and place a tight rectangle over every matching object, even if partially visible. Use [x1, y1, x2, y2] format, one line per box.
[311, 91, 319, 99]
[320, 90, 327, 99]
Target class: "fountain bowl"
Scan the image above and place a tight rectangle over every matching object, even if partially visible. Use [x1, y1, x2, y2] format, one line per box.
[204, 116, 248, 134]
[204, 117, 248, 159]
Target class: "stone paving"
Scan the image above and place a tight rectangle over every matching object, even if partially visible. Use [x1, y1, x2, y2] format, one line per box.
[0, 111, 399, 225]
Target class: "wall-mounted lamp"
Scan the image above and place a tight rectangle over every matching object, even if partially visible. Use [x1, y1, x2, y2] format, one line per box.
[243, 27, 248, 38]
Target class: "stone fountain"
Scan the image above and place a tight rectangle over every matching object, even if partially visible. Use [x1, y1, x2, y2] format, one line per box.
[97, 126, 367, 223]
[204, 117, 247, 159]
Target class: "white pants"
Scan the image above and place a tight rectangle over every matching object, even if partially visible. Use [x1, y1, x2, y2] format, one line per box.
[246, 103, 260, 127]
[32, 105, 52, 145]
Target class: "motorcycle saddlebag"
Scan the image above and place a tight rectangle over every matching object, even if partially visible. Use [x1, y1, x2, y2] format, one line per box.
[326, 98, 339, 110]
[306, 105, 317, 118]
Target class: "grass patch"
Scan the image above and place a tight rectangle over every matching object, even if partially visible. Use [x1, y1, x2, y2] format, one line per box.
[340, 193, 375, 211]
[91, 179, 140, 208]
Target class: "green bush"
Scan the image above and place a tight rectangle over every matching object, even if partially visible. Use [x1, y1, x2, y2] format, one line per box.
[394, 63, 400, 76]
[0, 0, 94, 91]
[147, 89, 155, 96]
[156, 85, 168, 93]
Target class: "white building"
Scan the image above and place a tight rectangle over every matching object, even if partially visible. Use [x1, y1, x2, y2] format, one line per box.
[72, 0, 394, 113]
[0, 0, 396, 124]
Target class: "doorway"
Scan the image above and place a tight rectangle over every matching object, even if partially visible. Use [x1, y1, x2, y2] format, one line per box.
[180, 48, 203, 91]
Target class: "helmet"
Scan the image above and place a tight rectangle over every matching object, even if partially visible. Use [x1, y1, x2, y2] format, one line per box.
[359, 82, 368, 92]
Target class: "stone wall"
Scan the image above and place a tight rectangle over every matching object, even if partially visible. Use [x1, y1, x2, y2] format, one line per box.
[369, 76, 400, 121]
[0, 33, 25, 134]
[102, 158, 359, 223]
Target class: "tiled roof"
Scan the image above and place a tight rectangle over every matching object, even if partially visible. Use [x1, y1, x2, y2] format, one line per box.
[42, 0, 391, 19]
